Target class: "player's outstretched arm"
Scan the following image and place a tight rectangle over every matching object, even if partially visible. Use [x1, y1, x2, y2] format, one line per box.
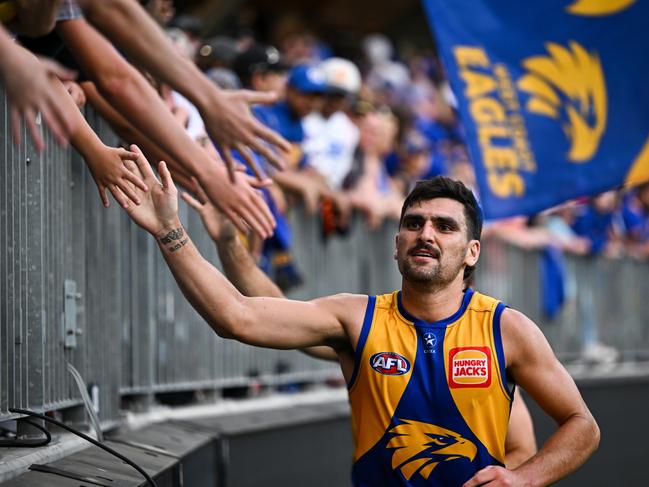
[124, 146, 361, 352]
[463, 309, 599, 487]
[182, 184, 339, 362]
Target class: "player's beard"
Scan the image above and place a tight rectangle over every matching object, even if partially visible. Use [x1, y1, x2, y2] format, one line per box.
[398, 246, 465, 286]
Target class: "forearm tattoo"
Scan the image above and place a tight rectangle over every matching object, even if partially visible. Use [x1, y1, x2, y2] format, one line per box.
[159, 227, 184, 244]
[158, 227, 188, 253]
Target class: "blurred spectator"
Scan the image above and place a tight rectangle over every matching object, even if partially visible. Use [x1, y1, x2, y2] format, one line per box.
[621, 183, 649, 259]
[542, 203, 591, 255]
[254, 64, 325, 168]
[245, 63, 329, 290]
[345, 109, 404, 229]
[362, 33, 410, 101]
[271, 13, 326, 65]
[569, 192, 623, 363]
[169, 14, 204, 54]
[572, 191, 624, 257]
[205, 68, 241, 90]
[233, 43, 288, 95]
[196, 36, 239, 72]
[303, 57, 361, 191]
[392, 130, 432, 194]
[166, 27, 195, 59]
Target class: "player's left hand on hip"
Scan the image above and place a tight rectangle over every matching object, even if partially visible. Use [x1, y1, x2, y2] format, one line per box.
[462, 465, 526, 487]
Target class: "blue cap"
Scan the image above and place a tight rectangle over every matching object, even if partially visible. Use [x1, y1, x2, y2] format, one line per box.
[287, 65, 327, 93]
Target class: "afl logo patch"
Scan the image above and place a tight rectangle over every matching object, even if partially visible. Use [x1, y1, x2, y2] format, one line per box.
[370, 352, 411, 376]
[448, 347, 491, 388]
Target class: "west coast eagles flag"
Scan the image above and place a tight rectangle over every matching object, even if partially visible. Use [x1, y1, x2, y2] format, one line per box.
[422, 0, 649, 218]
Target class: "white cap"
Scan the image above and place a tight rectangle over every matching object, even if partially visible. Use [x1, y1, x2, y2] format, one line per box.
[320, 58, 362, 95]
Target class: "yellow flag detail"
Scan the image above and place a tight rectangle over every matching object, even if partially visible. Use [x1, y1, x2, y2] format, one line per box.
[518, 41, 607, 162]
[625, 136, 649, 186]
[566, 0, 636, 16]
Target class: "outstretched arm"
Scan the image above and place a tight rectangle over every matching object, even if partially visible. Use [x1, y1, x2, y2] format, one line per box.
[47, 77, 146, 207]
[56, 18, 275, 238]
[123, 146, 364, 352]
[77, 0, 290, 180]
[464, 309, 599, 487]
[182, 184, 339, 362]
[81, 80, 196, 191]
[0, 27, 76, 150]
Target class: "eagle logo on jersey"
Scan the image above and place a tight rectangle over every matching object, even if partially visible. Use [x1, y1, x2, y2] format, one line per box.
[386, 420, 477, 480]
[517, 41, 607, 162]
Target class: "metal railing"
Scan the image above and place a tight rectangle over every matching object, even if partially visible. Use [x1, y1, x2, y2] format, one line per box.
[2, 99, 648, 425]
[476, 239, 649, 361]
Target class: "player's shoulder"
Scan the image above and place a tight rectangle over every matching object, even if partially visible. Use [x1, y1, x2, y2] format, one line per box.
[500, 307, 541, 338]
[312, 293, 370, 323]
[500, 307, 552, 365]
[314, 292, 369, 309]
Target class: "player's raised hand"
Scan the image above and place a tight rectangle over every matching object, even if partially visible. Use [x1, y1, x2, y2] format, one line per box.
[122, 144, 180, 236]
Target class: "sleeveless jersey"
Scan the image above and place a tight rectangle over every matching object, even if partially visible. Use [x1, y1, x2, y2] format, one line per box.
[348, 288, 513, 486]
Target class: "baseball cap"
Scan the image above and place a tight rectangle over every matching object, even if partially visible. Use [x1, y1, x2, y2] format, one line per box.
[321, 58, 362, 95]
[287, 65, 327, 93]
[232, 44, 289, 83]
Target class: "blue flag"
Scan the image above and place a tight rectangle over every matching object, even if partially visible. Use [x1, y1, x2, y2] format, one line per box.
[423, 0, 649, 218]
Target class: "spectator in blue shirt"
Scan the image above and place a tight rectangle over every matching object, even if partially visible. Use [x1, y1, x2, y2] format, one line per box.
[253, 64, 326, 153]
[571, 191, 622, 256]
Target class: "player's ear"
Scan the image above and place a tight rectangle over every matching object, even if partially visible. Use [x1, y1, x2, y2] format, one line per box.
[465, 239, 480, 267]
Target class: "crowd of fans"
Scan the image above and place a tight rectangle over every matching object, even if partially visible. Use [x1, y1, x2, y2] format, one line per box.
[2, 2, 648, 302]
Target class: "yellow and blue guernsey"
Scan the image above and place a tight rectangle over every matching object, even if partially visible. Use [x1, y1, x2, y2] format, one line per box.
[348, 288, 513, 486]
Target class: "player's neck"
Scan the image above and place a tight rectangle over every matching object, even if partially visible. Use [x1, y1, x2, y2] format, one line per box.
[400, 276, 466, 323]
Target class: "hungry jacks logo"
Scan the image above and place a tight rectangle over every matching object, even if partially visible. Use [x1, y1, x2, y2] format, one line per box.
[448, 347, 491, 388]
